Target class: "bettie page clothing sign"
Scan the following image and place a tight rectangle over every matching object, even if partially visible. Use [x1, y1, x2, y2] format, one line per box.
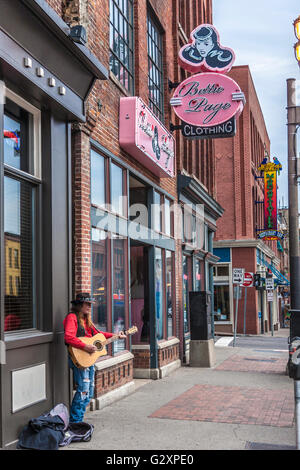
[171, 24, 245, 138]
[170, 73, 244, 127]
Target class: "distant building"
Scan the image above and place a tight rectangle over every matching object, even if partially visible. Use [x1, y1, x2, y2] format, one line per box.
[213, 65, 286, 335]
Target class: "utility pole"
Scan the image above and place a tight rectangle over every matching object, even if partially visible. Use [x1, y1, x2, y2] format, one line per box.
[287, 78, 300, 311]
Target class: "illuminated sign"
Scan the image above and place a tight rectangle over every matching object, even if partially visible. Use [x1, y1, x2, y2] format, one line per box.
[170, 73, 244, 127]
[264, 170, 277, 231]
[178, 24, 235, 75]
[181, 116, 236, 139]
[257, 158, 284, 241]
[119, 97, 175, 178]
[171, 24, 245, 137]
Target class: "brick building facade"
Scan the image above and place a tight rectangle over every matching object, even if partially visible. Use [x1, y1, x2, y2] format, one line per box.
[214, 65, 281, 335]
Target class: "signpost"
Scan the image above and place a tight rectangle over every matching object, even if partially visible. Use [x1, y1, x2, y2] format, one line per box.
[241, 272, 253, 335]
[232, 268, 244, 346]
[267, 289, 274, 337]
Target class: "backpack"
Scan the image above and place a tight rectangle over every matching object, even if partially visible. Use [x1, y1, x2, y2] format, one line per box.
[59, 421, 94, 447]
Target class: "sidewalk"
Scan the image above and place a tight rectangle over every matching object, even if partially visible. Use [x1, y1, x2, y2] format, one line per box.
[62, 337, 296, 451]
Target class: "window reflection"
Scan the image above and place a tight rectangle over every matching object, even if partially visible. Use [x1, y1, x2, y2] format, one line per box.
[91, 150, 105, 208]
[111, 163, 124, 215]
[155, 247, 163, 339]
[195, 258, 201, 291]
[4, 98, 34, 174]
[92, 229, 108, 331]
[165, 198, 171, 236]
[153, 191, 161, 232]
[214, 285, 230, 321]
[183, 255, 189, 333]
[4, 176, 35, 331]
[166, 250, 173, 338]
[4, 115, 20, 167]
[113, 236, 126, 352]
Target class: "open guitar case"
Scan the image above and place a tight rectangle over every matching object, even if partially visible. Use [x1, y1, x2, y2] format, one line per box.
[17, 403, 94, 450]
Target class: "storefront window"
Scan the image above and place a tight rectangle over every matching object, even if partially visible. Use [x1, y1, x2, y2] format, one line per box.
[195, 258, 202, 291]
[4, 98, 34, 174]
[183, 255, 190, 333]
[214, 285, 230, 321]
[155, 247, 163, 339]
[3, 94, 40, 333]
[166, 250, 173, 337]
[164, 198, 171, 236]
[153, 190, 161, 232]
[91, 150, 105, 208]
[4, 177, 36, 331]
[111, 162, 124, 215]
[92, 229, 108, 331]
[113, 236, 126, 352]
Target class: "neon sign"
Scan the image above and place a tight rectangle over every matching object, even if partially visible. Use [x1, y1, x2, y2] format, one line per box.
[257, 157, 284, 241]
[178, 24, 235, 75]
[171, 24, 245, 138]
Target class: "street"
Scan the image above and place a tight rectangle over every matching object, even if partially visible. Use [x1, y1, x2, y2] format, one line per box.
[216, 334, 289, 352]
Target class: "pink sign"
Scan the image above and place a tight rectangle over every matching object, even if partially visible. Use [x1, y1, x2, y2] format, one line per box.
[178, 24, 235, 75]
[170, 73, 245, 127]
[119, 97, 175, 178]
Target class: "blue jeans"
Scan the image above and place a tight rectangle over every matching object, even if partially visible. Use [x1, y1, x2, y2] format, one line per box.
[68, 357, 95, 423]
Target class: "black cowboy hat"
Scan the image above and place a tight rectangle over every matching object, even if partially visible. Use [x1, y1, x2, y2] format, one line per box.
[71, 293, 96, 304]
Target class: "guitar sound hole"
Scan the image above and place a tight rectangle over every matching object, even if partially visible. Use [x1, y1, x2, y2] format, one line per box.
[94, 341, 103, 351]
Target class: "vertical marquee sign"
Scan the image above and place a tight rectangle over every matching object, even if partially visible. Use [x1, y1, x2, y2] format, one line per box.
[257, 157, 284, 241]
[170, 24, 245, 139]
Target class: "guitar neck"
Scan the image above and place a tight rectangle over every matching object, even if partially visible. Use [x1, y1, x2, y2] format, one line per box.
[105, 334, 122, 346]
[100, 328, 136, 346]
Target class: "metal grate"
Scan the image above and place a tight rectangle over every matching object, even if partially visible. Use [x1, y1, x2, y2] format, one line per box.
[245, 441, 295, 450]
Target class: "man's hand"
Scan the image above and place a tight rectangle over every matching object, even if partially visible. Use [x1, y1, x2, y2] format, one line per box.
[118, 331, 127, 339]
[84, 344, 97, 354]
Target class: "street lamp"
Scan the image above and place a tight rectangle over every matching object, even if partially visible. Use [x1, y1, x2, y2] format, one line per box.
[294, 15, 300, 65]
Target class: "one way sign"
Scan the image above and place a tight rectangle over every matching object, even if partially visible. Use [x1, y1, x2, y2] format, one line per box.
[233, 268, 244, 284]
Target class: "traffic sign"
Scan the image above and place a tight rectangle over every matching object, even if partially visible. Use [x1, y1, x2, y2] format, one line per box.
[233, 285, 242, 299]
[267, 290, 274, 302]
[266, 278, 274, 290]
[242, 272, 254, 288]
[233, 268, 244, 284]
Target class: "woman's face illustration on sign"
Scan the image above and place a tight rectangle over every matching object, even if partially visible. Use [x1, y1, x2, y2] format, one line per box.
[179, 24, 235, 74]
[195, 37, 214, 57]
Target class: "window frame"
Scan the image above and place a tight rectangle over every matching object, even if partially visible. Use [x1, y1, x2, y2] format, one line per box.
[2, 89, 42, 335]
[147, 7, 165, 122]
[90, 147, 130, 355]
[109, 0, 135, 94]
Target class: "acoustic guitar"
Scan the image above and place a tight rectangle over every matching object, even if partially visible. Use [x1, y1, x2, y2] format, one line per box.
[68, 326, 138, 368]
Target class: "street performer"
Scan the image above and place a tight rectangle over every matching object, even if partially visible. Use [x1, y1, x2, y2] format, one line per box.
[64, 292, 126, 423]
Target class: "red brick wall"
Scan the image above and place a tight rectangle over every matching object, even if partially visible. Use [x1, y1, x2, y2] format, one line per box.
[94, 357, 133, 397]
[232, 247, 259, 334]
[173, 0, 215, 194]
[43, 0, 214, 367]
[214, 66, 272, 243]
[45, 0, 63, 16]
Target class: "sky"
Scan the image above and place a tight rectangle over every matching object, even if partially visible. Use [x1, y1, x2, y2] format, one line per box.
[213, 0, 300, 207]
